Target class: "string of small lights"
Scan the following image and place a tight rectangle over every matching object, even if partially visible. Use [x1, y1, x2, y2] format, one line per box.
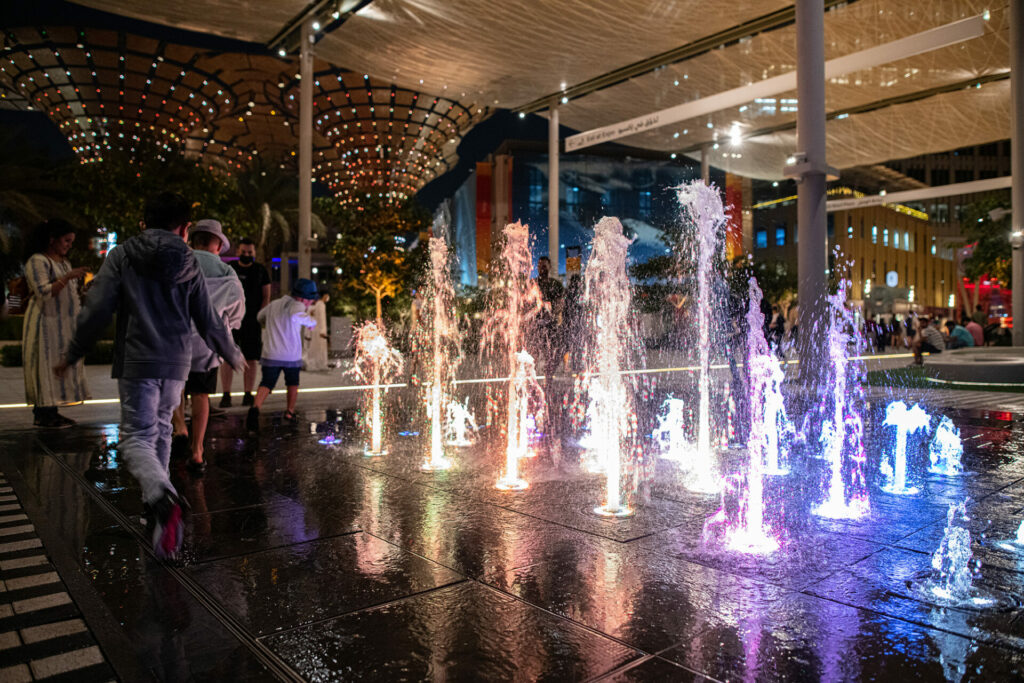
[1, 25, 489, 206]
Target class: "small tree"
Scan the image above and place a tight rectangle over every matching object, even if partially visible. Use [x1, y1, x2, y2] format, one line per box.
[322, 196, 430, 321]
[960, 193, 1013, 306]
[359, 250, 405, 324]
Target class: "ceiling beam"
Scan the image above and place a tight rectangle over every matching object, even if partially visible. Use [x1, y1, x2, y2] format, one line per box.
[267, 0, 371, 55]
[826, 176, 1012, 211]
[677, 72, 1010, 156]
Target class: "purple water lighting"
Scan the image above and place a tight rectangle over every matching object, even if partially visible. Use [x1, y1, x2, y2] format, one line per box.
[719, 277, 780, 553]
[812, 280, 869, 519]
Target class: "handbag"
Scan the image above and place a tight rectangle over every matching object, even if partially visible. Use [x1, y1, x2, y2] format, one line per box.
[6, 276, 32, 315]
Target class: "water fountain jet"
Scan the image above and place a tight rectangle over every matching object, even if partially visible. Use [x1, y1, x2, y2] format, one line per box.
[909, 500, 1017, 610]
[582, 217, 641, 517]
[445, 397, 478, 447]
[928, 415, 964, 476]
[482, 222, 545, 491]
[880, 400, 930, 495]
[811, 281, 869, 519]
[675, 181, 726, 493]
[719, 277, 785, 553]
[350, 321, 403, 456]
[495, 350, 544, 490]
[419, 236, 462, 471]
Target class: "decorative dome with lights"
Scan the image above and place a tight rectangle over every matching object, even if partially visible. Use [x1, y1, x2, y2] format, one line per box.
[0, 25, 487, 204]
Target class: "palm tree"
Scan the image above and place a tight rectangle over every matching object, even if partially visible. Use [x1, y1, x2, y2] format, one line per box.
[233, 160, 324, 267]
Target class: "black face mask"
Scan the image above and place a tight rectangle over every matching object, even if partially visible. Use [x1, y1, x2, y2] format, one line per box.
[238, 255, 254, 265]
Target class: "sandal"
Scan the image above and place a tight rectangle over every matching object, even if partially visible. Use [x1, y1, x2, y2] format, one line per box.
[283, 410, 297, 422]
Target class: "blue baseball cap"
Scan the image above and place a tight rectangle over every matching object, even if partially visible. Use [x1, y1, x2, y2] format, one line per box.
[291, 278, 318, 300]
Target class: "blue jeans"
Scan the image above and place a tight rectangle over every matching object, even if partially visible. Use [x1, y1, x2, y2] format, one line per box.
[118, 378, 185, 504]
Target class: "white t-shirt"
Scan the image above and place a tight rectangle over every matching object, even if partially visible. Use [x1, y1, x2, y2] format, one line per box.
[257, 295, 316, 365]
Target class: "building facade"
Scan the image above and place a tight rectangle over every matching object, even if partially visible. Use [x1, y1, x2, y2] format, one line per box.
[753, 193, 957, 316]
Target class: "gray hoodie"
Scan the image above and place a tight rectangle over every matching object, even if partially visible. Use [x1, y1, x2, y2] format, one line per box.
[66, 228, 243, 380]
[189, 250, 245, 372]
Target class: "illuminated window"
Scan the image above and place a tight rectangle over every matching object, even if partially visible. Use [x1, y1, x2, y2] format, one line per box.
[527, 167, 544, 209]
[756, 230, 768, 249]
[775, 227, 786, 246]
[566, 186, 580, 208]
[847, 225, 853, 239]
[904, 232, 910, 251]
[883, 228, 889, 247]
[638, 191, 652, 218]
[872, 225, 878, 244]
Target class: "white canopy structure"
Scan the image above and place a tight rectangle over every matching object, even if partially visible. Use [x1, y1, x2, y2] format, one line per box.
[69, 0, 1011, 179]
[6, 0, 1021, 344]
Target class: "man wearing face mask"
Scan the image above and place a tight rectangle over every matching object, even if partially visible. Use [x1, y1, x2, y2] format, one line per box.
[220, 237, 271, 407]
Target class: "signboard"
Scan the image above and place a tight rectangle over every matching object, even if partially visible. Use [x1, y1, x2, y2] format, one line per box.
[564, 16, 985, 152]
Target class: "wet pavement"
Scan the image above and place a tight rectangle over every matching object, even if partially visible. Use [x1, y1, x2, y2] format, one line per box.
[1, 385, 1023, 681]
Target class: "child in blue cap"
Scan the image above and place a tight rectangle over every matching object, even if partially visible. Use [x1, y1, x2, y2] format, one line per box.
[247, 278, 319, 431]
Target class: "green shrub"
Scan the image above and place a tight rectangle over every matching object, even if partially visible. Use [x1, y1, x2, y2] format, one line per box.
[0, 316, 23, 341]
[1, 344, 22, 367]
[84, 340, 115, 365]
[0, 340, 114, 367]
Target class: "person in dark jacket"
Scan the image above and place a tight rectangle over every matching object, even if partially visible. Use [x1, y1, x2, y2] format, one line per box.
[54, 193, 244, 561]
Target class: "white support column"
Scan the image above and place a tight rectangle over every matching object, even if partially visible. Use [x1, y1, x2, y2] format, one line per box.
[297, 18, 314, 281]
[700, 145, 710, 183]
[548, 99, 560, 276]
[1011, 0, 1023, 346]
[794, 0, 829, 373]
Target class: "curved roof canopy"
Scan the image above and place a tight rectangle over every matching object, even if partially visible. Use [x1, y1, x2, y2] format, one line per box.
[0, 23, 487, 203]
[12, 0, 1015, 185]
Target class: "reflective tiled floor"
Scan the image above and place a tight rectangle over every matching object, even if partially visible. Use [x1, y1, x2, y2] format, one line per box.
[1, 390, 1024, 681]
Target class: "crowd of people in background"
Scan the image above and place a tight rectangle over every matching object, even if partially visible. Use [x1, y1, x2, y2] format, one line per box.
[863, 305, 1006, 365]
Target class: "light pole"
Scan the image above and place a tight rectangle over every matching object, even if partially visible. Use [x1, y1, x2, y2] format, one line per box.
[1012, 0, 1023, 344]
[1012, 229, 1023, 346]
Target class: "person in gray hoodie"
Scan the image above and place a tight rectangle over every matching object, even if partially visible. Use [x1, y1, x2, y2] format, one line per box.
[54, 193, 244, 561]
[170, 219, 245, 475]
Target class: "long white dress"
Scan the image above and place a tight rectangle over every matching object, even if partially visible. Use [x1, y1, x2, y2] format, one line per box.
[22, 254, 89, 407]
[303, 300, 330, 371]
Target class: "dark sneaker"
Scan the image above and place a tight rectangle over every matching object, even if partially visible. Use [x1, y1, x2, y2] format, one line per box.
[147, 490, 188, 561]
[186, 459, 207, 476]
[39, 414, 73, 429]
[219, 392, 232, 408]
[246, 406, 260, 432]
[53, 414, 76, 428]
[242, 392, 254, 407]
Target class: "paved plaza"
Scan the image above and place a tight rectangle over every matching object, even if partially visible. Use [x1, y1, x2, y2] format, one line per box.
[0, 0, 1022, 680]
[0, 359, 1023, 681]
